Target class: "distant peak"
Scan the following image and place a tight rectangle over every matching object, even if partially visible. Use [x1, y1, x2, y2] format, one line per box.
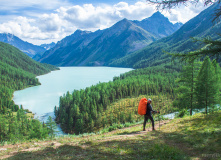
[174, 22, 183, 25]
[119, 18, 130, 23]
[0, 32, 13, 36]
[74, 29, 86, 34]
[150, 11, 165, 19]
[74, 29, 91, 36]
[122, 18, 129, 21]
[113, 18, 132, 27]
[174, 22, 183, 28]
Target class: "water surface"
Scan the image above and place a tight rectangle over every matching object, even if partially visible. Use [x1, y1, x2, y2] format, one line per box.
[13, 67, 132, 122]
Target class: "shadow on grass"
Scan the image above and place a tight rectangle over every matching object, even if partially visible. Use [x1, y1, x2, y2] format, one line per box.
[6, 136, 189, 160]
[117, 131, 141, 135]
[153, 112, 221, 160]
[7, 112, 220, 160]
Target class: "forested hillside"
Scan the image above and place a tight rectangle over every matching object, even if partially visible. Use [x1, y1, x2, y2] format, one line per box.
[54, 3, 221, 133]
[0, 42, 58, 141]
[55, 55, 220, 135]
[110, 3, 221, 68]
[55, 66, 181, 134]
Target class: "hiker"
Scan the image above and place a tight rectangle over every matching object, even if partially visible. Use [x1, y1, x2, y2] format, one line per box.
[143, 98, 158, 131]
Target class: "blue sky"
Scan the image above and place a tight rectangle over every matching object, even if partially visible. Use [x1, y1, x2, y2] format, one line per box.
[0, 0, 208, 45]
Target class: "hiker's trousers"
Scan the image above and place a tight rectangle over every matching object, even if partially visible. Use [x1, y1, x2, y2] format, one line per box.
[143, 114, 154, 129]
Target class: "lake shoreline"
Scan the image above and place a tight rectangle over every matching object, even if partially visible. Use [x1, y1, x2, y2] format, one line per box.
[13, 67, 133, 135]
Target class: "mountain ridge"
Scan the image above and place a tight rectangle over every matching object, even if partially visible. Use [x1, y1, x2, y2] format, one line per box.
[132, 11, 183, 38]
[109, 3, 221, 68]
[38, 12, 182, 66]
[0, 33, 46, 57]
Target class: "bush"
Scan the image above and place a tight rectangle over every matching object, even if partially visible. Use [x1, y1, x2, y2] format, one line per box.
[175, 109, 189, 118]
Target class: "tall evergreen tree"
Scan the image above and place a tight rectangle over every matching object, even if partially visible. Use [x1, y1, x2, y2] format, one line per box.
[174, 60, 201, 115]
[195, 57, 219, 114]
[212, 60, 221, 104]
[46, 116, 57, 139]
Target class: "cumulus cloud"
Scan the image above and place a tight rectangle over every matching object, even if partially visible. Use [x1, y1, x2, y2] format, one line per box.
[56, 2, 156, 30]
[0, 1, 157, 44]
[0, 1, 210, 45]
[161, 0, 208, 23]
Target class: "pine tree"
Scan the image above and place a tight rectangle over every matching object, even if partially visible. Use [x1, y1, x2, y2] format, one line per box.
[212, 60, 221, 105]
[75, 117, 83, 134]
[174, 60, 201, 115]
[170, 37, 221, 62]
[195, 57, 219, 114]
[46, 116, 57, 139]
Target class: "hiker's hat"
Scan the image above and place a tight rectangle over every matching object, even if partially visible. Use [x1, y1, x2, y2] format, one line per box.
[148, 98, 152, 102]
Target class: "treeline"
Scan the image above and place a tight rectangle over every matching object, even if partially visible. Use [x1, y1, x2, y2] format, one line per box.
[0, 42, 58, 141]
[0, 42, 58, 113]
[55, 66, 179, 134]
[55, 57, 221, 135]
[0, 109, 49, 141]
[174, 57, 221, 114]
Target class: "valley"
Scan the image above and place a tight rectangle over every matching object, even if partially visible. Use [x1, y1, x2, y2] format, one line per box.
[0, 1, 220, 159]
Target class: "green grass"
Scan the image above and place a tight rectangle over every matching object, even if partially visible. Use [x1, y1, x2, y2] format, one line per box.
[160, 111, 221, 157]
[1, 111, 220, 160]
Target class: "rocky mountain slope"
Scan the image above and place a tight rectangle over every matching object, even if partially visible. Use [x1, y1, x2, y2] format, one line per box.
[110, 3, 221, 68]
[38, 12, 182, 66]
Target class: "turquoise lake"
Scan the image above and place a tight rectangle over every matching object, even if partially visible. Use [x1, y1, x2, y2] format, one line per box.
[13, 67, 132, 125]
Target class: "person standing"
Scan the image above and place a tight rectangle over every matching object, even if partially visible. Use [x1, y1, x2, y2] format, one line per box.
[143, 98, 158, 131]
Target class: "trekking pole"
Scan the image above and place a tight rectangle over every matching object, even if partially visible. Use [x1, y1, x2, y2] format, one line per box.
[159, 111, 160, 131]
[159, 112, 160, 131]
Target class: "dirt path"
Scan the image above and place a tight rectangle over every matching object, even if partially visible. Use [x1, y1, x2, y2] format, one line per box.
[89, 120, 171, 144]
[0, 120, 171, 159]
[106, 119, 170, 135]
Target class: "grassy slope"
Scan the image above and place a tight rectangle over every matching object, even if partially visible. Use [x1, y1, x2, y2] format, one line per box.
[1, 111, 220, 160]
[100, 94, 175, 130]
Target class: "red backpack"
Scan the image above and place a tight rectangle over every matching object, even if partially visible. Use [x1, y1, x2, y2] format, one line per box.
[138, 98, 147, 115]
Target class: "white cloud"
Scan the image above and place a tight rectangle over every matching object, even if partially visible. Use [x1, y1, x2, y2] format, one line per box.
[161, 0, 208, 23]
[0, 0, 71, 11]
[0, 1, 210, 45]
[37, 14, 63, 32]
[55, 2, 156, 31]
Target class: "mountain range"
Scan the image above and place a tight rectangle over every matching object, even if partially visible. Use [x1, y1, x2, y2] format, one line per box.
[40, 42, 56, 50]
[132, 11, 182, 38]
[37, 12, 182, 66]
[2, 3, 219, 69]
[109, 3, 221, 68]
[32, 42, 56, 60]
[0, 33, 47, 58]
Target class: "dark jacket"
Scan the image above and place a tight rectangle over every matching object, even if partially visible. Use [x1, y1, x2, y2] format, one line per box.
[146, 103, 156, 116]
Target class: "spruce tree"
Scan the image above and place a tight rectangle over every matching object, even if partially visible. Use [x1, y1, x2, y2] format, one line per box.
[75, 117, 83, 134]
[195, 57, 219, 114]
[174, 60, 201, 115]
[212, 60, 221, 105]
[46, 116, 57, 139]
